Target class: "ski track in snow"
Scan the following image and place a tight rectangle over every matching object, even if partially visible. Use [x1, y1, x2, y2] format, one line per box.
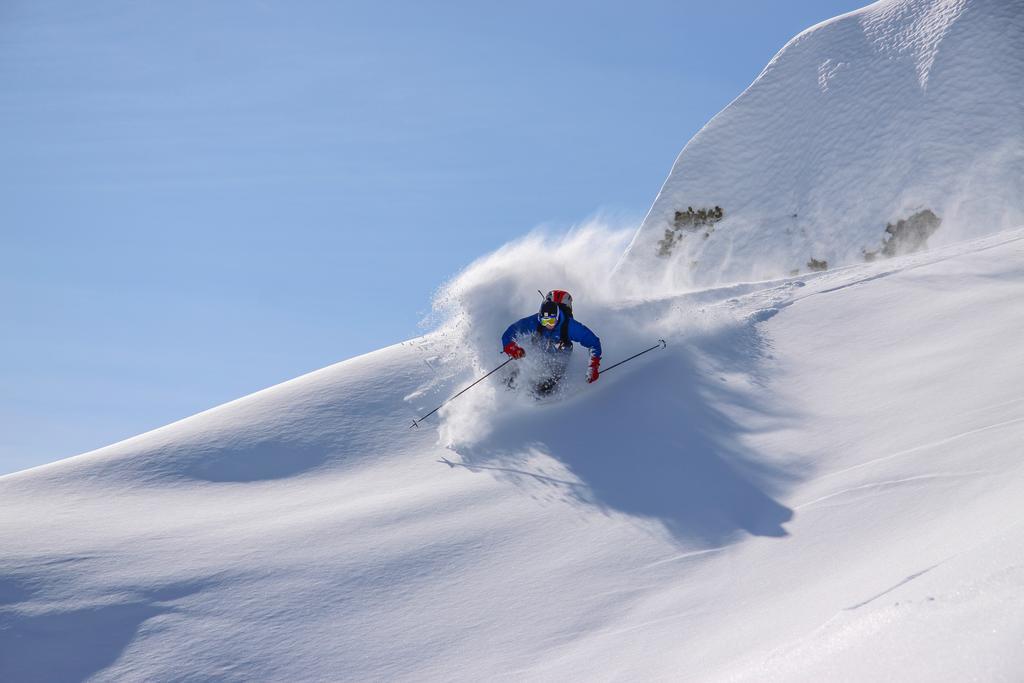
[793, 470, 993, 511]
[802, 414, 1024, 486]
[843, 563, 943, 611]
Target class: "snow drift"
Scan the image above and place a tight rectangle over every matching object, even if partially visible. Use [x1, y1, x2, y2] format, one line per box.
[616, 0, 1024, 287]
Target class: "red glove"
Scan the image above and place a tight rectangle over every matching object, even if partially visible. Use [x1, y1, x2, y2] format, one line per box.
[587, 356, 601, 383]
[504, 341, 525, 359]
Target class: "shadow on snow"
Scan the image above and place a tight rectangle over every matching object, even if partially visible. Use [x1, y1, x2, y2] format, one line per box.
[0, 569, 211, 683]
[449, 322, 798, 545]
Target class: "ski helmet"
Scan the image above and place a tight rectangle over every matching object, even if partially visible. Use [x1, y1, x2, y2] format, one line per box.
[544, 290, 573, 316]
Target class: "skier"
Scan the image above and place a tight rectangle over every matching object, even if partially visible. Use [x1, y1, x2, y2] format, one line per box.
[501, 290, 602, 396]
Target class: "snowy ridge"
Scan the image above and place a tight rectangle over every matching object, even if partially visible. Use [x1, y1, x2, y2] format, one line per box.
[616, 0, 1024, 287]
[4, 228, 1024, 680]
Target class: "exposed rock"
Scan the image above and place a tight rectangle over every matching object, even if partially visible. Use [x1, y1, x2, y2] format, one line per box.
[881, 209, 941, 257]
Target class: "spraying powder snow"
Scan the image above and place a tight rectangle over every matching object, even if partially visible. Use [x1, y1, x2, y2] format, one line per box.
[425, 223, 636, 446]
[421, 220, 758, 454]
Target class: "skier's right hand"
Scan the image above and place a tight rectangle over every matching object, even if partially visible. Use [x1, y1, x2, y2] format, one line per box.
[504, 342, 525, 359]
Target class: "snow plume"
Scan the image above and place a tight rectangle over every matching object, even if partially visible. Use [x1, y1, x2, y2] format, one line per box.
[425, 220, 670, 448]
[420, 218, 765, 453]
[934, 140, 1024, 247]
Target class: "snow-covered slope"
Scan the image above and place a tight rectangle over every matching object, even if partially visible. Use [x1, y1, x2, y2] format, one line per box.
[6, 1, 1024, 679]
[4, 229, 1024, 681]
[616, 0, 1024, 287]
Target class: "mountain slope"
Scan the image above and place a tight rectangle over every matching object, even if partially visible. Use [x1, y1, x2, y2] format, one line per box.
[4, 229, 1024, 681]
[7, 0, 1024, 677]
[616, 0, 1024, 286]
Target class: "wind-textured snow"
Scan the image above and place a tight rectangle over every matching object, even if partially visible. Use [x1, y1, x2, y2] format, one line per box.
[617, 0, 1024, 287]
[4, 0, 1024, 680]
[5, 228, 1024, 681]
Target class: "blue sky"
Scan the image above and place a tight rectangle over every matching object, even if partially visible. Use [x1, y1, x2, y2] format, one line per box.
[1, 0, 865, 474]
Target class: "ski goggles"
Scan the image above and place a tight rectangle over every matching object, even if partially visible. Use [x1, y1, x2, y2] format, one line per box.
[539, 312, 559, 328]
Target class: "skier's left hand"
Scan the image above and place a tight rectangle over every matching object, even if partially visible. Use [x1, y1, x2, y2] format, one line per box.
[587, 356, 601, 383]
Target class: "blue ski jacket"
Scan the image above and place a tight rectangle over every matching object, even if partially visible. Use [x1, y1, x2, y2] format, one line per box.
[502, 314, 602, 359]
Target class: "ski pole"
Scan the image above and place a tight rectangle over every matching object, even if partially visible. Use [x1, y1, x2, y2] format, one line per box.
[410, 357, 515, 428]
[598, 339, 667, 376]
